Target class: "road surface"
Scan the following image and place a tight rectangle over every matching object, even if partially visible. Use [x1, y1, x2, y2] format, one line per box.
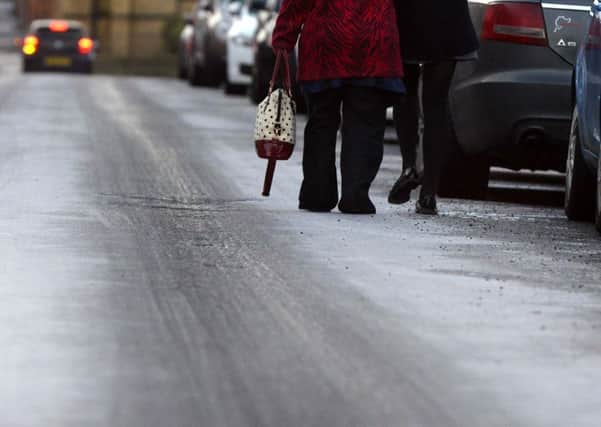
[1, 17, 601, 427]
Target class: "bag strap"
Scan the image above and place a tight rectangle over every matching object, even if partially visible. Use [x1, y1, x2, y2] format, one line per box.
[269, 50, 292, 96]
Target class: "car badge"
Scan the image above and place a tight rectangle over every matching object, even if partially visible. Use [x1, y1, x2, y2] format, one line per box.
[53, 40, 65, 50]
[554, 16, 572, 33]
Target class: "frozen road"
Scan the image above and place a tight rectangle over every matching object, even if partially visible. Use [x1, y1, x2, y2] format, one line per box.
[1, 52, 601, 425]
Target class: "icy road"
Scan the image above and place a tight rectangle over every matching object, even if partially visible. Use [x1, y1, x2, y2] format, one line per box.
[1, 52, 601, 426]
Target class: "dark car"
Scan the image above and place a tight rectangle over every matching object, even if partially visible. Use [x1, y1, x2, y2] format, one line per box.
[565, 0, 601, 233]
[247, 0, 305, 112]
[188, 0, 243, 86]
[440, 0, 592, 198]
[22, 20, 95, 74]
[177, 13, 195, 79]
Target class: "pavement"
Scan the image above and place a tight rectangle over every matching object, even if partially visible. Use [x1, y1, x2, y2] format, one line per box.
[1, 7, 601, 427]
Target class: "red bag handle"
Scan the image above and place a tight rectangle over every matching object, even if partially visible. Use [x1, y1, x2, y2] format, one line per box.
[269, 49, 292, 96]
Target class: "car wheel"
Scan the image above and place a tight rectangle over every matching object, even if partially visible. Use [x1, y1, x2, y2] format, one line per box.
[188, 60, 205, 87]
[178, 62, 188, 80]
[205, 60, 223, 87]
[224, 75, 246, 95]
[250, 65, 270, 104]
[595, 153, 601, 233]
[250, 74, 267, 104]
[438, 114, 490, 200]
[565, 106, 595, 221]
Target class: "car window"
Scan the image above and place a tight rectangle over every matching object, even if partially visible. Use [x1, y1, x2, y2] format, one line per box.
[36, 28, 83, 41]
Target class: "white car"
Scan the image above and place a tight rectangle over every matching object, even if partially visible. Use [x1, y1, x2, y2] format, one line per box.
[225, 0, 265, 94]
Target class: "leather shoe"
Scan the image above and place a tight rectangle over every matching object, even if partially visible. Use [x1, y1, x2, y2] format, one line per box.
[416, 194, 438, 215]
[388, 168, 421, 205]
[338, 197, 376, 214]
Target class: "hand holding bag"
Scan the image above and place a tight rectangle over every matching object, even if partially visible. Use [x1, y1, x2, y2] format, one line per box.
[254, 50, 297, 197]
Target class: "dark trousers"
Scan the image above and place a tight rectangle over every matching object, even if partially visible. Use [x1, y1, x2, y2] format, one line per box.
[301, 86, 390, 209]
[393, 61, 457, 196]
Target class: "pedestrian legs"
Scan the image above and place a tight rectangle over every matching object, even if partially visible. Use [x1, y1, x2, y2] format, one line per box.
[420, 61, 457, 198]
[393, 64, 421, 171]
[300, 88, 343, 211]
[339, 87, 389, 213]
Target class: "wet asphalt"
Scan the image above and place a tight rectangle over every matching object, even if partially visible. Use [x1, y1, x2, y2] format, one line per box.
[1, 8, 601, 426]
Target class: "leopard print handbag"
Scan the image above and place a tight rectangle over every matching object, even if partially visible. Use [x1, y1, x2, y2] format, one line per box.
[254, 50, 297, 197]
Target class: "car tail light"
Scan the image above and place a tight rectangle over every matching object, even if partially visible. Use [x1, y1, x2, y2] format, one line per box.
[482, 3, 547, 46]
[78, 38, 94, 55]
[585, 17, 601, 50]
[49, 20, 69, 32]
[22, 35, 39, 55]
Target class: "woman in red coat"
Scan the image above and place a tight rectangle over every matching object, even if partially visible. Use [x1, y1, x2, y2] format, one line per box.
[272, 0, 404, 214]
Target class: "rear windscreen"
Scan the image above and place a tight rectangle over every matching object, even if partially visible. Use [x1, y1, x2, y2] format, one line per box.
[36, 28, 83, 41]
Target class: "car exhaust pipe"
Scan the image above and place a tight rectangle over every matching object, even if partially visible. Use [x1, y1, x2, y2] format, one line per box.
[516, 125, 546, 146]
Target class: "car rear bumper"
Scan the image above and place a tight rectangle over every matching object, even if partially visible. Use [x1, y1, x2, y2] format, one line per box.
[451, 65, 572, 171]
[23, 54, 93, 72]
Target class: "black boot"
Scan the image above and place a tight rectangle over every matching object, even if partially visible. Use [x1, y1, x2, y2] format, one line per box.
[388, 168, 421, 205]
[338, 196, 376, 214]
[416, 193, 438, 215]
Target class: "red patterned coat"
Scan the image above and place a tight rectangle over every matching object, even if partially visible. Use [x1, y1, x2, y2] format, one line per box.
[272, 0, 403, 82]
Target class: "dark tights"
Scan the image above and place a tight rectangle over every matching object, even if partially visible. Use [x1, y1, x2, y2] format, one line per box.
[393, 61, 457, 196]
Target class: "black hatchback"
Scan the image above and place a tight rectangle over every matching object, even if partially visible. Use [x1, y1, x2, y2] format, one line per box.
[22, 20, 95, 74]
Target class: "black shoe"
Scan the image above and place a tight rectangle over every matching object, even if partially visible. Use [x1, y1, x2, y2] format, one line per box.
[388, 168, 421, 205]
[416, 195, 438, 215]
[338, 197, 376, 215]
[299, 202, 336, 213]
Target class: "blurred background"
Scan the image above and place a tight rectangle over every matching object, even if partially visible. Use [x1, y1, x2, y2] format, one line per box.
[12, 0, 197, 75]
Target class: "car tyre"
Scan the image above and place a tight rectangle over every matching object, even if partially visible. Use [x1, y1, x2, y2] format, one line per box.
[188, 60, 205, 87]
[250, 74, 268, 104]
[205, 60, 223, 87]
[565, 106, 595, 221]
[224, 76, 246, 95]
[595, 153, 601, 234]
[178, 63, 188, 80]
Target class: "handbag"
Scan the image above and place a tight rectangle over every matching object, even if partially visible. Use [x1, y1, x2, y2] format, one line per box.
[254, 50, 297, 197]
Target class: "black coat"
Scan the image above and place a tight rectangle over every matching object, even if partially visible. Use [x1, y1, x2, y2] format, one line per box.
[395, 0, 480, 62]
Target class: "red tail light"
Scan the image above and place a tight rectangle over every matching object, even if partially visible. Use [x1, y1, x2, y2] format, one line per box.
[49, 20, 69, 32]
[22, 35, 39, 55]
[585, 17, 601, 50]
[482, 3, 547, 46]
[78, 37, 94, 55]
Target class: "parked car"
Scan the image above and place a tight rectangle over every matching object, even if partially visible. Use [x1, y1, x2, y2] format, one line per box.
[248, 1, 306, 112]
[188, 0, 244, 87]
[177, 13, 195, 79]
[224, 0, 267, 94]
[248, 0, 279, 104]
[21, 19, 95, 74]
[441, 0, 592, 198]
[565, 0, 601, 233]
